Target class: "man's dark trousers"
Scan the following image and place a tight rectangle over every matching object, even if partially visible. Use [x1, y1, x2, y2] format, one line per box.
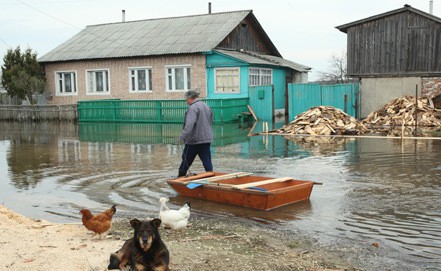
[178, 143, 212, 177]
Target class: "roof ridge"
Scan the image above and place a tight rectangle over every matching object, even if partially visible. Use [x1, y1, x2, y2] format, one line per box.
[86, 9, 252, 28]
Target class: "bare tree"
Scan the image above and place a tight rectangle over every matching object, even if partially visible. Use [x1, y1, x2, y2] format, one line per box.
[317, 51, 355, 84]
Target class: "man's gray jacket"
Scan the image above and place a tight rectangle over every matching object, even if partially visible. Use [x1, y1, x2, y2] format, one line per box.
[179, 99, 213, 145]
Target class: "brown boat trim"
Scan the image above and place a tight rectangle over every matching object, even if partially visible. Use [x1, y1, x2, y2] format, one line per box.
[175, 172, 214, 183]
[169, 180, 317, 195]
[183, 172, 253, 184]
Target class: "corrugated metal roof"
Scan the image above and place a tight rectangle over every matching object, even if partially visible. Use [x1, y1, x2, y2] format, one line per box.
[215, 49, 311, 72]
[39, 10, 252, 62]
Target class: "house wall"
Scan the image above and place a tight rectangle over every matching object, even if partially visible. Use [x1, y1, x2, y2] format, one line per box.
[360, 77, 421, 118]
[205, 66, 250, 99]
[206, 53, 248, 99]
[216, 15, 276, 55]
[346, 11, 441, 77]
[205, 52, 288, 110]
[43, 54, 206, 105]
[290, 71, 308, 83]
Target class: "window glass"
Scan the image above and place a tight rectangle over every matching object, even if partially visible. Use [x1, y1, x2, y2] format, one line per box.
[249, 68, 272, 86]
[65, 74, 72, 93]
[58, 77, 63, 93]
[168, 72, 173, 90]
[137, 70, 146, 90]
[148, 70, 152, 90]
[175, 68, 184, 90]
[96, 71, 104, 92]
[55, 71, 77, 95]
[186, 68, 191, 90]
[131, 76, 136, 91]
[215, 68, 240, 93]
[129, 68, 152, 92]
[166, 66, 191, 91]
[86, 70, 109, 94]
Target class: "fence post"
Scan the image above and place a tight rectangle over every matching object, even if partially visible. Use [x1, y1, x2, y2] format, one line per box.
[414, 84, 418, 136]
[344, 94, 348, 113]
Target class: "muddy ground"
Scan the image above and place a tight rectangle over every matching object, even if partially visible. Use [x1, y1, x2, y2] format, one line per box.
[111, 213, 363, 271]
[1, 203, 367, 271]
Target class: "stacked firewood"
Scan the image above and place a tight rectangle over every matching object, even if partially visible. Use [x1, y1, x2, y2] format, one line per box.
[432, 93, 441, 109]
[274, 106, 369, 135]
[362, 95, 441, 128]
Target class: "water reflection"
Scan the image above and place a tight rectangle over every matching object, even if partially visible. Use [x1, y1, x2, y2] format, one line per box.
[340, 138, 441, 267]
[78, 122, 254, 146]
[0, 121, 440, 270]
[284, 135, 356, 156]
[170, 195, 313, 224]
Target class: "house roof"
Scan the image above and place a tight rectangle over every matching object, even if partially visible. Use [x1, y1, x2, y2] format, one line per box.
[336, 4, 441, 33]
[215, 49, 311, 72]
[39, 10, 273, 63]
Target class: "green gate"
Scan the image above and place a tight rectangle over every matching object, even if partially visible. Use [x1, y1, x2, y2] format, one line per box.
[248, 85, 274, 121]
[288, 83, 359, 120]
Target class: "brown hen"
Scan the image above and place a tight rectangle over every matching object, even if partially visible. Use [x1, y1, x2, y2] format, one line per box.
[79, 205, 116, 239]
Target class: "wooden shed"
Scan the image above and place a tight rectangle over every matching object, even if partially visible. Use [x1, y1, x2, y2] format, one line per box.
[336, 5, 441, 118]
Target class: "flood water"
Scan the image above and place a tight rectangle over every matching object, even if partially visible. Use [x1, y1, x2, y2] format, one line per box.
[0, 121, 440, 271]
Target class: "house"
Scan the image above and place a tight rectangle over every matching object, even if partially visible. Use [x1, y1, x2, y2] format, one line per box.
[336, 5, 441, 118]
[39, 9, 310, 115]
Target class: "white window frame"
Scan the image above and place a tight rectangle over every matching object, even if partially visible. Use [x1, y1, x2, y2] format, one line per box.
[86, 69, 110, 95]
[214, 67, 241, 93]
[249, 68, 273, 86]
[128, 66, 152, 93]
[165, 65, 191, 92]
[55, 71, 77, 96]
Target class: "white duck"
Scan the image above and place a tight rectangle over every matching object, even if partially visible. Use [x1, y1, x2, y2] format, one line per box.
[159, 197, 191, 234]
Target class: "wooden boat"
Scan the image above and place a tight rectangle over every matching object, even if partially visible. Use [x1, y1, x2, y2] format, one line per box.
[166, 172, 319, 211]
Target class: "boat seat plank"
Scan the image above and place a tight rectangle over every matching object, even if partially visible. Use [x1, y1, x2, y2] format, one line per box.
[184, 172, 253, 184]
[231, 177, 293, 189]
[178, 172, 215, 182]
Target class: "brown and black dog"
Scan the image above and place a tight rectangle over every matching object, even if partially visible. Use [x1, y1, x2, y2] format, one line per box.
[108, 218, 170, 271]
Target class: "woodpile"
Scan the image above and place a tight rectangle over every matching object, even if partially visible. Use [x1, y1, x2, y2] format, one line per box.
[362, 95, 441, 128]
[432, 93, 441, 109]
[253, 94, 441, 138]
[273, 106, 369, 135]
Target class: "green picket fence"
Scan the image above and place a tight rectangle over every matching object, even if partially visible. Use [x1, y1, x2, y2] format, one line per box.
[77, 98, 249, 124]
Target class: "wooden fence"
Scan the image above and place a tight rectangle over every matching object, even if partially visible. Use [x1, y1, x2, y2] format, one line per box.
[0, 105, 78, 121]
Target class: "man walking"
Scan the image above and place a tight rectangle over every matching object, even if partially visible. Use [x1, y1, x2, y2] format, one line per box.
[178, 90, 213, 177]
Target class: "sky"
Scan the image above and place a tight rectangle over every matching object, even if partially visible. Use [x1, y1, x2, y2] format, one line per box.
[0, 0, 439, 81]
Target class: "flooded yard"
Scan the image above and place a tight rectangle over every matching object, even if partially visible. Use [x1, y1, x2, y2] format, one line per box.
[0, 121, 440, 270]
